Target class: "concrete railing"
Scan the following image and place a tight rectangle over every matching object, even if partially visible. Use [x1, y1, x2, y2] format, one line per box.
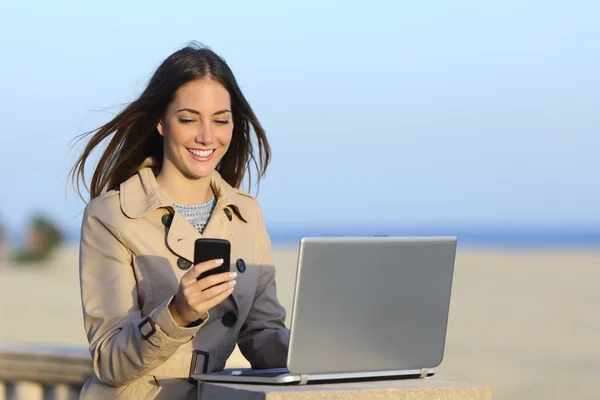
[0, 344, 92, 400]
[0, 344, 492, 400]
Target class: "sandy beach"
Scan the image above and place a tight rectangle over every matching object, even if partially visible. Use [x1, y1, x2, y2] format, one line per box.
[0, 244, 598, 400]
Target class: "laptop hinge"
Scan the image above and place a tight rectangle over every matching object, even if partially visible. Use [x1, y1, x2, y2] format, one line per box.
[419, 368, 428, 378]
[299, 374, 309, 385]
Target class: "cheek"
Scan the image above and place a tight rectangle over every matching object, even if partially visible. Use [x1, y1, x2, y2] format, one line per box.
[164, 122, 192, 146]
[218, 126, 234, 147]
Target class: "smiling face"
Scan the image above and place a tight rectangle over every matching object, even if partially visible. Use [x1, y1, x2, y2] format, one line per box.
[157, 78, 234, 181]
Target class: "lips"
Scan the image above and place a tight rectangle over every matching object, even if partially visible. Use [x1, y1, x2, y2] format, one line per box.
[187, 148, 217, 162]
[187, 148, 215, 157]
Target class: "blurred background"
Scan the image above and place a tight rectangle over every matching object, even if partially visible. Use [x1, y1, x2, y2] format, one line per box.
[0, 1, 598, 399]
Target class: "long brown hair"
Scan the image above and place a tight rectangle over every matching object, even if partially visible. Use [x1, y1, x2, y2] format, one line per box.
[70, 42, 271, 201]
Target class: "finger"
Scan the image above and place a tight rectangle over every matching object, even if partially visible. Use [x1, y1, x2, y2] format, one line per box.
[188, 280, 234, 306]
[182, 272, 235, 301]
[182, 258, 223, 285]
[201, 279, 236, 300]
[199, 286, 234, 311]
[196, 271, 237, 291]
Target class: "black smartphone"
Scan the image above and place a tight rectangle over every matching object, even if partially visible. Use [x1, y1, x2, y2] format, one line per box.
[194, 238, 231, 281]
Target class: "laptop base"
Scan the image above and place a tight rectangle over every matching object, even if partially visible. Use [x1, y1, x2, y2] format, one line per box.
[192, 368, 435, 385]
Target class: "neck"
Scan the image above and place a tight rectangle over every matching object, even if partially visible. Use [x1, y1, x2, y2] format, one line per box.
[156, 162, 214, 205]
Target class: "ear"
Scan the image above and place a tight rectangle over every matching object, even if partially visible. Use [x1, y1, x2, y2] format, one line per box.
[157, 120, 164, 136]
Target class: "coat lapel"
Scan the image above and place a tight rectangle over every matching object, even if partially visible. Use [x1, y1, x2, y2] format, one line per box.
[202, 202, 239, 311]
[165, 205, 240, 312]
[165, 211, 200, 265]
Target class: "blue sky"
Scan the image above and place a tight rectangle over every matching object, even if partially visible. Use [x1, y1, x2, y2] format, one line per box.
[0, 0, 598, 237]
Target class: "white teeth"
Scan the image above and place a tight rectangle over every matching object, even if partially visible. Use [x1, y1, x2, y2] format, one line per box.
[188, 149, 214, 157]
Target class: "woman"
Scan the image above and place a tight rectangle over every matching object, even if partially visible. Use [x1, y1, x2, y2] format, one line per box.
[70, 43, 289, 399]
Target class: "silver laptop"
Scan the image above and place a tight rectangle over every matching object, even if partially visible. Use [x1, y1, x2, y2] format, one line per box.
[192, 236, 457, 385]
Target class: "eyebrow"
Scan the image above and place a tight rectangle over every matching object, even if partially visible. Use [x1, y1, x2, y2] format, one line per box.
[176, 108, 232, 116]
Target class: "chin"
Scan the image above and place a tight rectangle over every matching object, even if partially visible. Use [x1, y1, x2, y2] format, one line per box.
[185, 164, 218, 179]
[187, 170, 214, 180]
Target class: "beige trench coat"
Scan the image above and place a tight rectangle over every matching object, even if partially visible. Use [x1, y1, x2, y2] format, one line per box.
[78, 166, 290, 399]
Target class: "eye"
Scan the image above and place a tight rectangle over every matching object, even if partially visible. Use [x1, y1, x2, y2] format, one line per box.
[178, 118, 195, 124]
[215, 120, 230, 125]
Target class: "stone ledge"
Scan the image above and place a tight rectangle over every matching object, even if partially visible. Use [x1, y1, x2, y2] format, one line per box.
[0, 344, 92, 385]
[197, 379, 492, 400]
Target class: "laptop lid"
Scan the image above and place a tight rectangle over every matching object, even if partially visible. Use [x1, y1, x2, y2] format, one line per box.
[286, 236, 457, 375]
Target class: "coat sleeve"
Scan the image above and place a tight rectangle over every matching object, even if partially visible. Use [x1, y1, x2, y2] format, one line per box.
[79, 199, 207, 386]
[237, 202, 290, 369]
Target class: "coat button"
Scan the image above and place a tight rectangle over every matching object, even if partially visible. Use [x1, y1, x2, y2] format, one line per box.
[222, 312, 237, 328]
[177, 257, 192, 270]
[223, 208, 233, 221]
[161, 213, 173, 227]
[235, 258, 246, 273]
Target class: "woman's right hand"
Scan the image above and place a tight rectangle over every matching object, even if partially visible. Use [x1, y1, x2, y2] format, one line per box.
[168, 259, 237, 327]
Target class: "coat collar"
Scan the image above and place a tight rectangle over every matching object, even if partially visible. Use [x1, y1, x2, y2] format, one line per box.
[119, 163, 247, 222]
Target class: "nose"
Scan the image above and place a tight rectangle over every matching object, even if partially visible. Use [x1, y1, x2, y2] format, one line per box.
[195, 121, 215, 145]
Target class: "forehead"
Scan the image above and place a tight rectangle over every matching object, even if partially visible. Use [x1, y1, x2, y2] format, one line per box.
[171, 78, 231, 110]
